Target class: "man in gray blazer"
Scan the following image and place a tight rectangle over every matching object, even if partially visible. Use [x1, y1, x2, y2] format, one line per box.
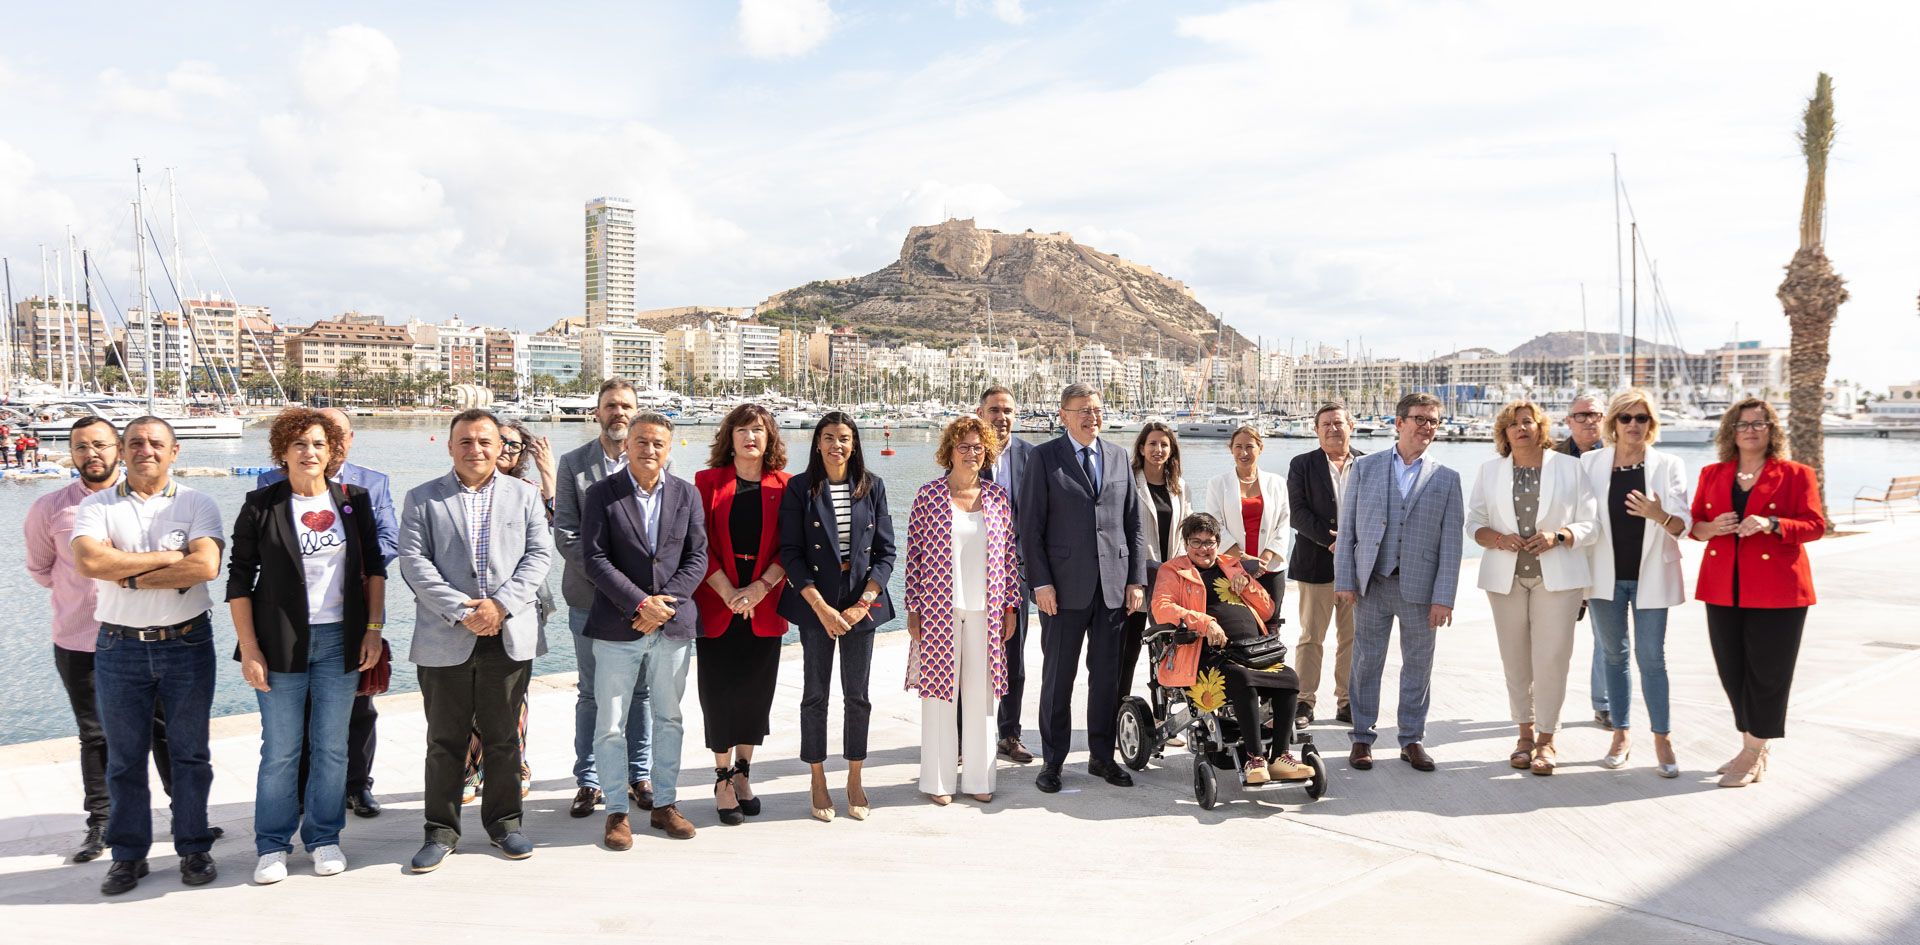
[553, 378, 652, 818]
[976, 385, 1037, 762]
[1020, 384, 1148, 793]
[398, 409, 553, 872]
[1334, 392, 1464, 773]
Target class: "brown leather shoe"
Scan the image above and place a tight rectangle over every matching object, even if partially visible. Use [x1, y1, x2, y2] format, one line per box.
[1400, 742, 1436, 771]
[1349, 742, 1373, 770]
[629, 780, 655, 811]
[603, 813, 632, 851]
[996, 737, 1034, 764]
[649, 804, 696, 840]
[569, 787, 603, 818]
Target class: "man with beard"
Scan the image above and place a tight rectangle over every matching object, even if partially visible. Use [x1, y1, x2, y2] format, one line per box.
[25, 418, 222, 864]
[553, 378, 654, 818]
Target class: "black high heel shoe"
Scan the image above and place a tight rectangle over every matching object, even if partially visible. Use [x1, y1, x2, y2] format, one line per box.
[734, 758, 762, 817]
[714, 766, 744, 825]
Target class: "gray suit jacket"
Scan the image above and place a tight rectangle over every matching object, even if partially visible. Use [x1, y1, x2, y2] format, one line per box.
[1332, 448, 1464, 607]
[399, 471, 555, 667]
[1019, 434, 1147, 611]
[554, 438, 619, 610]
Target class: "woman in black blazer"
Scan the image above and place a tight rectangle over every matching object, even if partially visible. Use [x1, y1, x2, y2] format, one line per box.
[779, 412, 896, 823]
[226, 408, 386, 884]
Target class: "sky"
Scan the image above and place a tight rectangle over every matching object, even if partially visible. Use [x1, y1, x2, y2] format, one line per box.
[1, 0, 1916, 387]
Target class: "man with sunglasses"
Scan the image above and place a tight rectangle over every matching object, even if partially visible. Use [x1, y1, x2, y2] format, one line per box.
[1335, 392, 1464, 773]
[1556, 394, 1613, 729]
[257, 407, 399, 817]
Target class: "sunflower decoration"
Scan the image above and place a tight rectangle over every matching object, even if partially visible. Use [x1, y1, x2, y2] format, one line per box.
[1189, 667, 1228, 715]
[1211, 576, 1244, 606]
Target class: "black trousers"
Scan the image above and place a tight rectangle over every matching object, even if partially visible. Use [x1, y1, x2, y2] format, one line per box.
[53, 644, 175, 828]
[1705, 604, 1807, 740]
[1037, 592, 1124, 769]
[419, 635, 531, 845]
[1257, 570, 1286, 634]
[1118, 610, 1151, 703]
[1226, 676, 1299, 761]
[996, 600, 1032, 739]
[798, 624, 874, 764]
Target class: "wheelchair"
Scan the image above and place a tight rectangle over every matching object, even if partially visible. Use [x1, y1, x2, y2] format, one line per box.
[1115, 622, 1328, 810]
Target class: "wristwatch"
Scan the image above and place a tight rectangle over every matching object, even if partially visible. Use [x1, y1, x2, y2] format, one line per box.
[859, 589, 879, 605]
[1768, 516, 1780, 535]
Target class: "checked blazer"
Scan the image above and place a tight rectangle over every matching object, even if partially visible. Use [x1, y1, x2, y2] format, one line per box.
[1333, 448, 1465, 608]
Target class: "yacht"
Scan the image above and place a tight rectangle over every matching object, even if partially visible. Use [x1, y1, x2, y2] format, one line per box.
[23, 398, 244, 439]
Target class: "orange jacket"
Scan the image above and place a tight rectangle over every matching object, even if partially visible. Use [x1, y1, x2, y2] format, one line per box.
[1150, 554, 1274, 632]
[1691, 458, 1823, 608]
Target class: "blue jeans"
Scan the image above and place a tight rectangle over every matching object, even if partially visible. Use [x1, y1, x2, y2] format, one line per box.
[592, 632, 690, 812]
[571, 608, 651, 790]
[254, 622, 361, 855]
[94, 613, 216, 861]
[1587, 581, 1671, 734]
[1591, 629, 1609, 713]
[1348, 575, 1437, 748]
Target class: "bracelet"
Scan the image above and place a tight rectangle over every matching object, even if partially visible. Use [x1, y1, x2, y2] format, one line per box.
[366, 622, 385, 632]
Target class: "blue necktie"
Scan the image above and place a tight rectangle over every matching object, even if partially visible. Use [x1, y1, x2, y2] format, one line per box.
[1081, 446, 1098, 492]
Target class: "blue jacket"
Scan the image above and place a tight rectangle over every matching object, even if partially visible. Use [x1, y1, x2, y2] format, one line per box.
[1332, 448, 1464, 607]
[580, 471, 708, 642]
[778, 471, 897, 632]
[1019, 434, 1148, 611]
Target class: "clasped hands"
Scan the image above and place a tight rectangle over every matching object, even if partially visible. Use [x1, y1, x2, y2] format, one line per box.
[1486, 530, 1563, 555]
[630, 595, 678, 635]
[1699, 512, 1774, 539]
[461, 599, 506, 636]
[811, 596, 870, 638]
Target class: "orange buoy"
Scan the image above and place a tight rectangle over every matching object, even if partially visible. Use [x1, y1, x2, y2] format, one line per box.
[880, 426, 895, 456]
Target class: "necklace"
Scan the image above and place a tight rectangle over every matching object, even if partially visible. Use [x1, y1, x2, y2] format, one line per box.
[1736, 461, 1763, 482]
[1237, 471, 1258, 485]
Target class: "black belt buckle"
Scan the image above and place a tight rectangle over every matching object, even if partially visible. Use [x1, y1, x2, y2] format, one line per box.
[121, 620, 192, 642]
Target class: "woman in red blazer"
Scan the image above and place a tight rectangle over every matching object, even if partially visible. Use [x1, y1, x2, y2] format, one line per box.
[1689, 397, 1823, 788]
[693, 404, 793, 825]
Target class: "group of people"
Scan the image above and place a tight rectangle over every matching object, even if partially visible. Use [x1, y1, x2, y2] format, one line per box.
[2, 423, 42, 467]
[21, 378, 1822, 896]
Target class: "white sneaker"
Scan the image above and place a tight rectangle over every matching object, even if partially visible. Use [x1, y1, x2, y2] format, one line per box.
[254, 850, 289, 884]
[312, 844, 347, 876]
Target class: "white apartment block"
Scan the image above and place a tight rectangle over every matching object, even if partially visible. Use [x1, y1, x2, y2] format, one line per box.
[582, 324, 666, 389]
[585, 197, 637, 325]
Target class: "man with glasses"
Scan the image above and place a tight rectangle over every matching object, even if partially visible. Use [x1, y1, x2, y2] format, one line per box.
[1557, 394, 1612, 728]
[256, 407, 398, 817]
[1287, 403, 1364, 729]
[1335, 393, 1464, 773]
[553, 379, 654, 819]
[1020, 384, 1148, 793]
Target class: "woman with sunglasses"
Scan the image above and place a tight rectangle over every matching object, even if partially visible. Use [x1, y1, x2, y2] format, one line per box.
[1578, 390, 1691, 777]
[1689, 398, 1824, 788]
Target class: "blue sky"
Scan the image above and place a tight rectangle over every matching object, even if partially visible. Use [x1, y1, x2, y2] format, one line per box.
[2, 1, 1916, 386]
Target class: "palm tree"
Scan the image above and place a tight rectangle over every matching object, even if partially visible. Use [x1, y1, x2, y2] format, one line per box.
[1776, 72, 1847, 520]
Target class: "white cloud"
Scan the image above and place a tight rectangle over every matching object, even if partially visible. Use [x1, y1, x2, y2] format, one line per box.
[737, 0, 835, 59]
[96, 61, 235, 120]
[294, 24, 399, 111]
[954, 0, 1029, 25]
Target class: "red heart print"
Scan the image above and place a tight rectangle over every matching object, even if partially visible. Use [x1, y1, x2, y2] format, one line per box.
[301, 510, 336, 533]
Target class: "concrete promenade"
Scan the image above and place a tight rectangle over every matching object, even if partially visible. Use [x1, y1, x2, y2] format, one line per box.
[2, 520, 1916, 944]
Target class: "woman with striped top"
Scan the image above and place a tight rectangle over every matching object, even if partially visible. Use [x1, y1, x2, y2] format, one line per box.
[778, 412, 897, 822]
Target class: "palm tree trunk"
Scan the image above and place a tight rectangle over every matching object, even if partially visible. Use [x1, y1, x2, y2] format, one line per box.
[1778, 247, 1846, 510]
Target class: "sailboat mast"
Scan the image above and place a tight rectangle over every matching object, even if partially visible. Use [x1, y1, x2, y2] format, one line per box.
[167, 168, 187, 401]
[1613, 154, 1625, 388]
[68, 227, 82, 391]
[1629, 222, 1639, 388]
[42, 245, 62, 390]
[136, 161, 154, 411]
[2, 256, 13, 394]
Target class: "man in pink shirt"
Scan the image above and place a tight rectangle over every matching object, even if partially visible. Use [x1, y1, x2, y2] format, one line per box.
[23, 417, 204, 862]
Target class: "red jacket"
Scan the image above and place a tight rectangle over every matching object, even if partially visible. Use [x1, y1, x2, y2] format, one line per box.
[1691, 458, 1823, 608]
[693, 466, 793, 638]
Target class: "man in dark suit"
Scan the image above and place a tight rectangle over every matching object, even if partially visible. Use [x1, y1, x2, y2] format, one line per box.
[1020, 383, 1148, 793]
[1287, 402, 1363, 729]
[553, 379, 652, 818]
[976, 385, 1037, 763]
[580, 412, 707, 847]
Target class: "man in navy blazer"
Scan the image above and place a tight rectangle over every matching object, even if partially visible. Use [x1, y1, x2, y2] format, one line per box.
[580, 412, 707, 845]
[1020, 384, 1148, 792]
[976, 385, 1038, 762]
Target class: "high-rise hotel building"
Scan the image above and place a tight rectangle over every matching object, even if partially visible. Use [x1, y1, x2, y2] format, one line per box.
[585, 196, 636, 325]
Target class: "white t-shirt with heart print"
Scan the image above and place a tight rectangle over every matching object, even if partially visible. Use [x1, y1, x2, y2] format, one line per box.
[291, 491, 349, 624]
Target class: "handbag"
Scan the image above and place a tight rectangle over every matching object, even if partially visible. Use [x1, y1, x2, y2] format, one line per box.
[1224, 633, 1288, 670]
[357, 637, 393, 697]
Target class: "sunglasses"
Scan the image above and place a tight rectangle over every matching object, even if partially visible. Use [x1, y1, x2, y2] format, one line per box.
[1616, 414, 1653, 425]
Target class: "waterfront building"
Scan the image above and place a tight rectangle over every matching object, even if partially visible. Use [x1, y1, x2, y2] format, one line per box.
[585, 196, 637, 325]
[10, 296, 109, 381]
[284, 319, 421, 375]
[523, 332, 582, 387]
[580, 323, 666, 389]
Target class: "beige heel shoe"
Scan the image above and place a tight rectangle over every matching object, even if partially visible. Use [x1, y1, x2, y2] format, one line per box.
[846, 805, 870, 821]
[1717, 748, 1767, 787]
[810, 785, 835, 822]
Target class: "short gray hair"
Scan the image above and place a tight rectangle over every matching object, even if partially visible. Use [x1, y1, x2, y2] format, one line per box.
[632, 411, 675, 432]
[1059, 383, 1099, 406]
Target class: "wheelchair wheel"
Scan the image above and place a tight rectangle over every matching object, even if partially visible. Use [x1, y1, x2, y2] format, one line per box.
[1304, 749, 1329, 800]
[1117, 697, 1156, 771]
[1193, 754, 1219, 810]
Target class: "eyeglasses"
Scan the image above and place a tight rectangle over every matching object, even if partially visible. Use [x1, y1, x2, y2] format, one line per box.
[72, 440, 118, 454]
[1184, 538, 1219, 549]
[1568, 412, 1603, 423]
[501, 439, 525, 453]
[953, 443, 987, 455]
[1733, 420, 1772, 432]
[1064, 407, 1105, 418]
[1400, 416, 1440, 429]
[1617, 414, 1653, 425]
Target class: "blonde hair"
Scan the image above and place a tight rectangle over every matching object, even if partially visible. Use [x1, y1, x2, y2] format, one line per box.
[1492, 400, 1557, 457]
[1602, 388, 1662, 445]
[1714, 397, 1787, 464]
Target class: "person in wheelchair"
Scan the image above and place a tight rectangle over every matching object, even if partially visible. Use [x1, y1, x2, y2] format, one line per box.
[1151, 512, 1314, 785]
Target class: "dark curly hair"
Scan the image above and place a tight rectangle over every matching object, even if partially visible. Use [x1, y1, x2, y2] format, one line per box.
[708, 402, 788, 471]
[268, 407, 346, 478]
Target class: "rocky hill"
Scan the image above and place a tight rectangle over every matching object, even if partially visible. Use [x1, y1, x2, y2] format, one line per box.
[1508, 331, 1688, 361]
[757, 218, 1249, 357]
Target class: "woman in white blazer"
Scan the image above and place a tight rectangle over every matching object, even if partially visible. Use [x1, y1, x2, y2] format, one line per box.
[1580, 389, 1690, 777]
[1204, 425, 1290, 632]
[1120, 421, 1192, 703]
[1468, 400, 1599, 776]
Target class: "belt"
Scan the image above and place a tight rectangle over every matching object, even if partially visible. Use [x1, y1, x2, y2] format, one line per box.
[102, 618, 203, 642]
[840, 562, 852, 572]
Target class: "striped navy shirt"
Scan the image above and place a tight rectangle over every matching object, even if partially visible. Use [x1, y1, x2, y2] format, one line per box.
[828, 481, 853, 558]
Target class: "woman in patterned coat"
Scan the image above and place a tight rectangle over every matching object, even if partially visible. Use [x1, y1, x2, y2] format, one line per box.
[905, 416, 1023, 805]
